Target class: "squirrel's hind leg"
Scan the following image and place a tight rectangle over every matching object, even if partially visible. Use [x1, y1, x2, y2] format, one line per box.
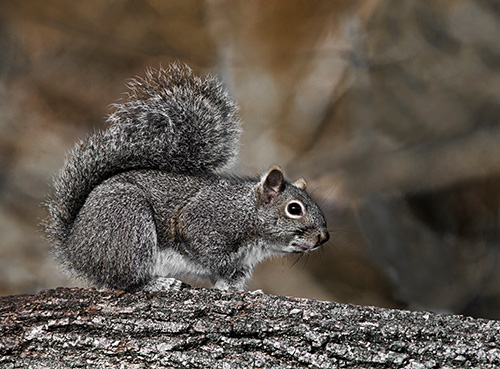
[65, 180, 158, 290]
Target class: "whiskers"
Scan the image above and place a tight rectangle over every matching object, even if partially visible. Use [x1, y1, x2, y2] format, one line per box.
[289, 252, 311, 270]
[288, 228, 354, 270]
[327, 228, 355, 244]
[309, 184, 337, 208]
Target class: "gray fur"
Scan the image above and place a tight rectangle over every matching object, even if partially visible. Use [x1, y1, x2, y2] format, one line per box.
[44, 64, 329, 291]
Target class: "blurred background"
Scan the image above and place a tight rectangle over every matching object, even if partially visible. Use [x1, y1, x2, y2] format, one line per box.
[1, 0, 499, 319]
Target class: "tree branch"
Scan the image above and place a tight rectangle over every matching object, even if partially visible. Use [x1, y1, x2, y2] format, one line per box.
[1, 287, 499, 368]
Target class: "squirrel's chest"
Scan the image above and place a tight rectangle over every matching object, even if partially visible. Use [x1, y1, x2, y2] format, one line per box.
[237, 240, 277, 270]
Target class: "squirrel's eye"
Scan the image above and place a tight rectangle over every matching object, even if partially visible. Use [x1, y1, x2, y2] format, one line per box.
[286, 200, 305, 219]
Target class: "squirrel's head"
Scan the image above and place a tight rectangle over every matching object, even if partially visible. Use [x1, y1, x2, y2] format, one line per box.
[255, 166, 329, 254]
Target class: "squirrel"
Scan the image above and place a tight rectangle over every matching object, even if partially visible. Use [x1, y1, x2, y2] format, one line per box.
[44, 63, 329, 292]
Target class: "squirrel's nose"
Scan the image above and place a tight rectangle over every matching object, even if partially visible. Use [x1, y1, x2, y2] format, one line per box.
[317, 230, 330, 245]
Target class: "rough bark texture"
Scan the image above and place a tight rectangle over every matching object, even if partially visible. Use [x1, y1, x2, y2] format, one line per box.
[1, 287, 499, 368]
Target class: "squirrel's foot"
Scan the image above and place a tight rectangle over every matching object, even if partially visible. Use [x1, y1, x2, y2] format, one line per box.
[143, 277, 190, 291]
[213, 278, 247, 291]
[248, 289, 264, 295]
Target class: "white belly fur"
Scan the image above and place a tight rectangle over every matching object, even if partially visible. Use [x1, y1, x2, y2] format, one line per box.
[152, 248, 210, 280]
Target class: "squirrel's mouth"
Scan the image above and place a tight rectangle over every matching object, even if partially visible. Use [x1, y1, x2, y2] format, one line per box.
[291, 242, 316, 252]
[289, 230, 329, 253]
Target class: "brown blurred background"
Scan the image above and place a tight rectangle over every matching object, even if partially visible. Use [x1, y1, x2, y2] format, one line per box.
[1, 0, 499, 319]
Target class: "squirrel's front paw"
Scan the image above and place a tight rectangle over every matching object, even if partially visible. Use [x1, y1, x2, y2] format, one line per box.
[248, 289, 264, 295]
[143, 277, 190, 291]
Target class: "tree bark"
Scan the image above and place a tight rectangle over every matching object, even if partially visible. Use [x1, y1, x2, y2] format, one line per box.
[1, 287, 499, 368]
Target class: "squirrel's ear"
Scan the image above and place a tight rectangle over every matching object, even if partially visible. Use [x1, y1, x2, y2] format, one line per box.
[293, 178, 307, 190]
[258, 166, 284, 205]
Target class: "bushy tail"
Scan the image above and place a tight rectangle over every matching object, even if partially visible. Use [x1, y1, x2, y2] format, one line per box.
[44, 63, 241, 249]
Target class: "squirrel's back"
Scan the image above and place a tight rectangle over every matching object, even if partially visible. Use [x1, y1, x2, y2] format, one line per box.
[44, 63, 241, 254]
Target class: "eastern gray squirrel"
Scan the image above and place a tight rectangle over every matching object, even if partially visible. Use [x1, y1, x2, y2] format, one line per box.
[44, 63, 329, 291]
